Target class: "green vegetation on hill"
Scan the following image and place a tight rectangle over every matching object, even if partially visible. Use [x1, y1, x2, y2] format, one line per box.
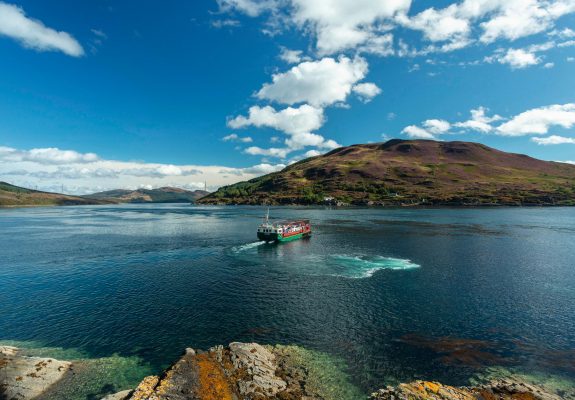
[198, 140, 575, 206]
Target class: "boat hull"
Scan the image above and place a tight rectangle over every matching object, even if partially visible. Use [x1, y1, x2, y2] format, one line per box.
[257, 231, 311, 243]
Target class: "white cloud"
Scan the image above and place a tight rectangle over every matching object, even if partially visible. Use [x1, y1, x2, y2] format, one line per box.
[396, 0, 575, 56]
[561, 160, 575, 165]
[123, 165, 202, 178]
[402, 119, 451, 139]
[0, 145, 289, 194]
[497, 104, 575, 136]
[257, 56, 369, 107]
[228, 104, 340, 154]
[424, 119, 451, 134]
[488, 48, 542, 69]
[222, 133, 253, 143]
[543, 62, 555, 68]
[0, 146, 99, 164]
[548, 27, 575, 38]
[532, 135, 575, 145]
[352, 82, 382, 102]
[219, 0, 575, 58]
[567, 57, 575, 62]
[244, 146, 290, 158]
[303, 149, 321, 157]
[479, 0, 556, 43]
[290, 0, 411, 55]
[396, 4, 470, 44]
[454, 107, 503, 132]
[216, 0, 278, 17]
[358, 33, 395, 56]
[241, 163, 286, 174]
[229, 104, 324, 136]
[279, 47, 307, 63]
[0, 2, 84, 56]
[402, 125, 436, 139]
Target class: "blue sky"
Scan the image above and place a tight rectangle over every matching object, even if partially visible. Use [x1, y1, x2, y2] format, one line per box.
[0, 0, 574, 193]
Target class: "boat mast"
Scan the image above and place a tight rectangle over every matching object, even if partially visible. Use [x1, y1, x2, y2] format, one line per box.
[265, 206, 270, 224]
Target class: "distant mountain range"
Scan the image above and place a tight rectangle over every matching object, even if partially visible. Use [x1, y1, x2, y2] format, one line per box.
[0, 182, 109, 207]
[0, 182, 209, 207]
[198, 140, 575, 206]
[83, 187, 209, 203]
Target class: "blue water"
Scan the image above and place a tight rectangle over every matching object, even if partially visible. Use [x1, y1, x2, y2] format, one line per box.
[1, 205, 575, 395]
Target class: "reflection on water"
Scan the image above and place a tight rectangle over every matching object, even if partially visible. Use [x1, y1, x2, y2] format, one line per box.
[1, 205, 575, 395]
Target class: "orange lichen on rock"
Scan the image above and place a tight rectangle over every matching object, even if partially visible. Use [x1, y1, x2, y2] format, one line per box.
[195, 353, 234, 400]
[371, 379, 564, 400]
[129, 376, 160, 400]
[424, 381, 441, 393]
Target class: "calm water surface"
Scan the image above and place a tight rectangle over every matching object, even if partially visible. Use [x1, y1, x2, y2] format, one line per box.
[1, 205, 574, 395]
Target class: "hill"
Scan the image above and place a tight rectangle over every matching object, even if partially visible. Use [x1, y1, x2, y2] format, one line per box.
[0, 182, 110, 207]
[84, 187, 209, 203]
[198, 140, 575, 206]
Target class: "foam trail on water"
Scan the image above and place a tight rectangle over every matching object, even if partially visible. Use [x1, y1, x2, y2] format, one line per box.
[329, 255, 421, 278]
[232, 241, 265, 253]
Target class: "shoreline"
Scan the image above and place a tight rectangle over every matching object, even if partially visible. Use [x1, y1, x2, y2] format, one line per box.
[2, 342, 573, 400]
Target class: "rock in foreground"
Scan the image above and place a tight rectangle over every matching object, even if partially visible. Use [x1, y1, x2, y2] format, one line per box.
[370, 379, 566, 400]
[121, 342, 335, 400]
[0, 345, 72, 400]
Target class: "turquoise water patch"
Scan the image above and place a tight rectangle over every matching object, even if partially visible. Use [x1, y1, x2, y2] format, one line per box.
[0, 340, 153, 400]
[328, 255, 421, 278]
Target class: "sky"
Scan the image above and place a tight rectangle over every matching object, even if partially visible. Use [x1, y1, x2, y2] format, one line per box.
[0, 0, 574, 194]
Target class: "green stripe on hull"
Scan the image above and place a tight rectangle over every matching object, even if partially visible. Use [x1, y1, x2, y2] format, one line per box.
[278, 233, 303, 242]
[258, 232, 311, 242]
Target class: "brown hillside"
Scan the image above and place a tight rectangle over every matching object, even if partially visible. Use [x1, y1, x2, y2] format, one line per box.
[198, 140, 575, 206]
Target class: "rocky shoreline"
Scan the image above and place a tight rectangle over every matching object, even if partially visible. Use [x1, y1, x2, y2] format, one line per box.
[2, 343, 573, 400]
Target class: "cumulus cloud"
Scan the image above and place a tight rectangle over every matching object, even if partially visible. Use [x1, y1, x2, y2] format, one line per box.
[219, 0, 575, 57]
[290, 0, 410, 55]
[358, 33, 395, 56]
[532, 135, 575, 145]
[278, 47, 307, 63]
[303, 149, 321, 157]
[229, 104, 324, 136]
[497, 103, 575, 136]
[0, 145, 290, 194]
[487, 48, 542, 69]
[401, 103, 575, 140]
[402, 119, 451, 139]
[396, 4, 470, 45]
[454, 107, 503, 132]
[241, 163, 286, 174]
[222, 133, 253, 143]
[228, 104, 339, 155]
[244, 146, 290, 158]
[352, 82, 382, 102]
[399, 0, 575, 52]
[0, 2, 84, 56]
[257, 56, 369, 107]
[402, 125, 436, 139]
[0, 146, 99, 164]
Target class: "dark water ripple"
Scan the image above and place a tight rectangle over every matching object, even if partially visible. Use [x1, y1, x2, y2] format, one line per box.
[1, 205, 575, 393]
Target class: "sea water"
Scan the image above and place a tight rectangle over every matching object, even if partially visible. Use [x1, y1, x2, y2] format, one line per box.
[1, 205, 574, 397]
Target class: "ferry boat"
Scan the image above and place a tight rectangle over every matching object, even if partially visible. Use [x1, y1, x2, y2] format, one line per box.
[257, 209, 311, 243]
